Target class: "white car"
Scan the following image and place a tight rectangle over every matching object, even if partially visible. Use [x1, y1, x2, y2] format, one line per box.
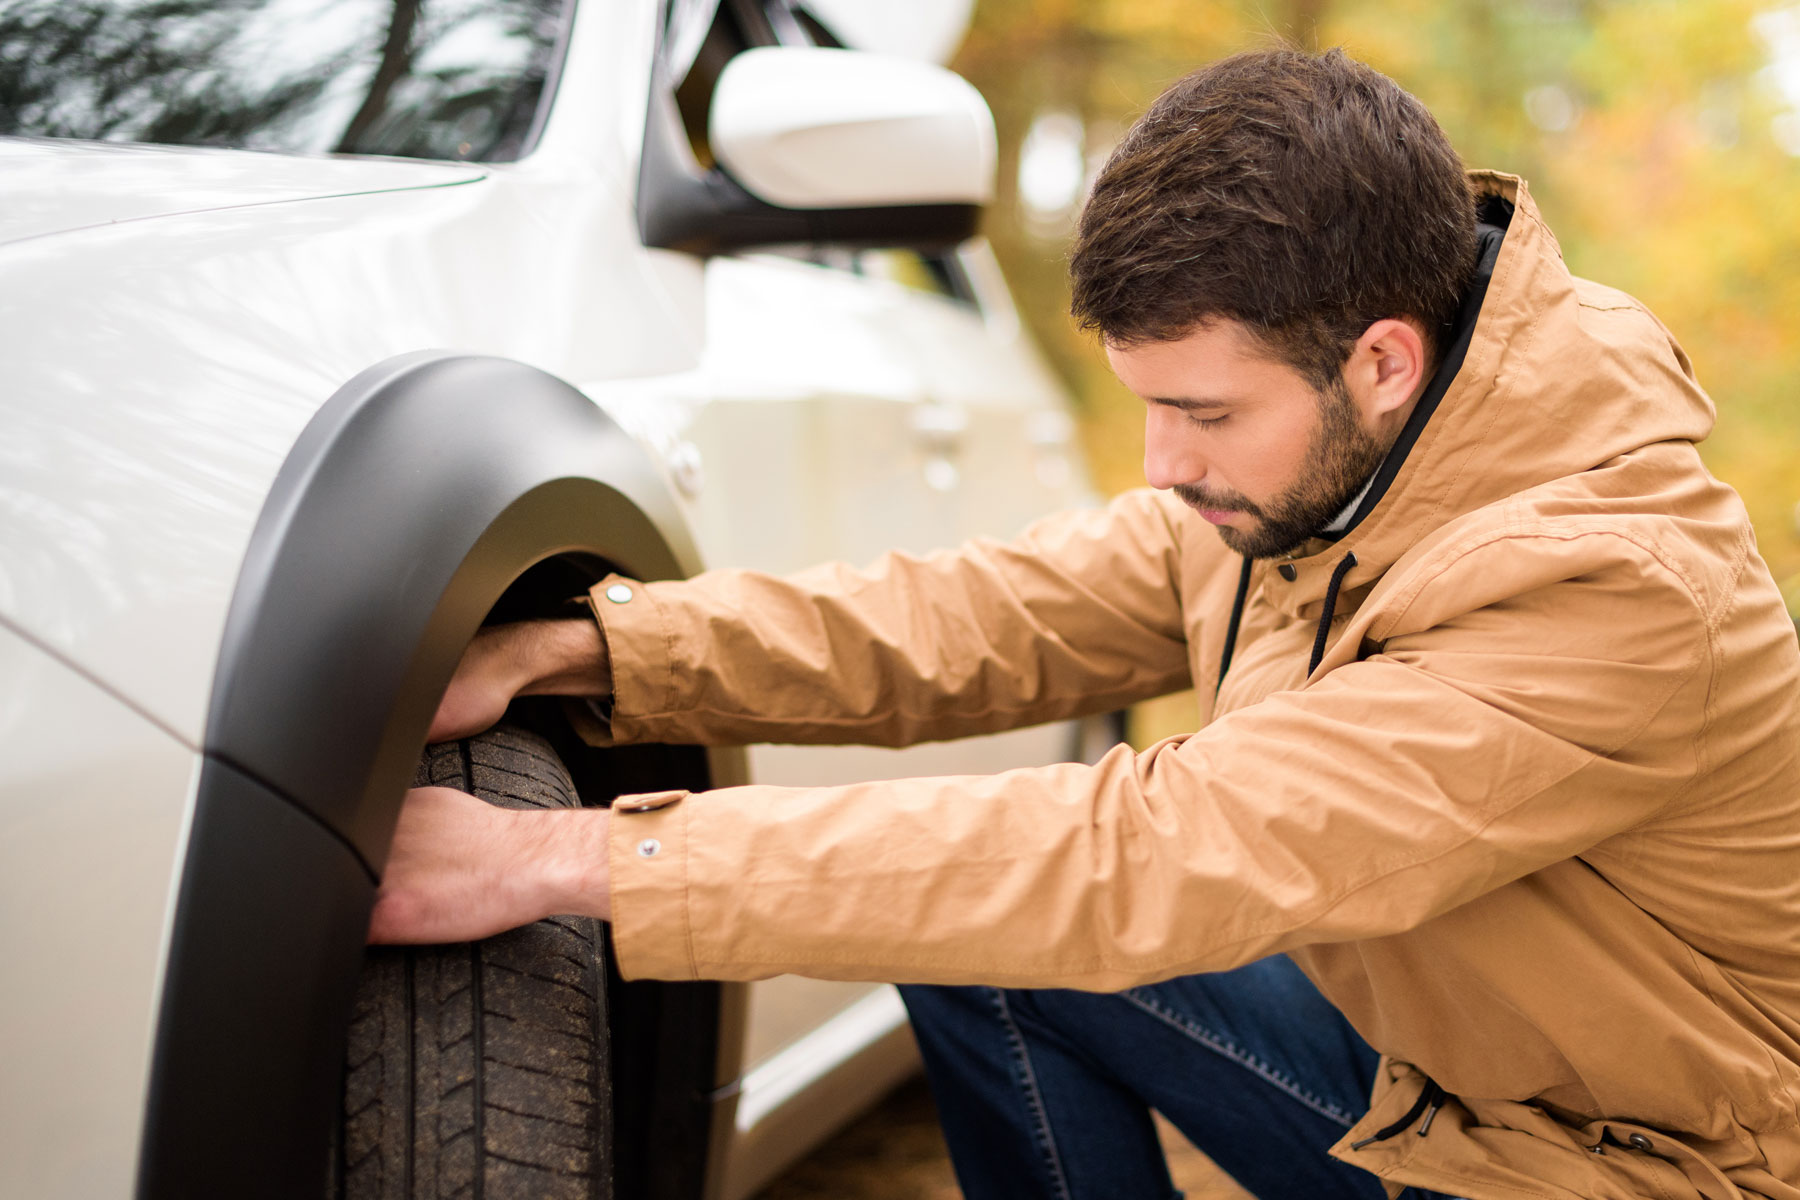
[0, 1, 1104, 1198]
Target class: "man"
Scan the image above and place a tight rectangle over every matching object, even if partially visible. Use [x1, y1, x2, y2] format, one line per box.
[372, 48, 1800, 1200]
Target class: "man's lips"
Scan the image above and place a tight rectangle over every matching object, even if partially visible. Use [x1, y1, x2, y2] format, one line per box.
[1172, 486, 1256, 524]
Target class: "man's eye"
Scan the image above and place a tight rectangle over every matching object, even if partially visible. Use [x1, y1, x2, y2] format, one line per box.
[1189, 413, 1228, 429]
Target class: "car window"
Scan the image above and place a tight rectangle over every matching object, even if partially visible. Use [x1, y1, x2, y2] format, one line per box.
[0, 0, 574, 162]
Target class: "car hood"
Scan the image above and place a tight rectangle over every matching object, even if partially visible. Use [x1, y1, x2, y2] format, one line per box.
[0, 137, 486, 248]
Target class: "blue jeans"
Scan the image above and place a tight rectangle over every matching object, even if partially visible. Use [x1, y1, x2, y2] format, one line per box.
[900, 955, 1455, 1200]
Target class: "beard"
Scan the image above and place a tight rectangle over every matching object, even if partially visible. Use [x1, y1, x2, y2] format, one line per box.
[1174, 376, 1392, 559]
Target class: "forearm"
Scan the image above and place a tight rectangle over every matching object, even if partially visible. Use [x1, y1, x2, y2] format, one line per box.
[511, 615, 612, 699]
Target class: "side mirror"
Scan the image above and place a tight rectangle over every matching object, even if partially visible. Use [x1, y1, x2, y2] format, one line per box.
[711, 47, 995, 209]
[637, 46, 995, 255]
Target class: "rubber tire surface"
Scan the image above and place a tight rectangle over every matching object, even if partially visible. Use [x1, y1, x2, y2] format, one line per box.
[333, 726, 612, 1200]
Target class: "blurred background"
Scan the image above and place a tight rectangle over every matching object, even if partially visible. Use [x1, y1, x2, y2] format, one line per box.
[947, 0, 1800, 625]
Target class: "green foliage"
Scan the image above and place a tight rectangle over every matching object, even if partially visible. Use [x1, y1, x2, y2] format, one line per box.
[953, 0, 1800, 613]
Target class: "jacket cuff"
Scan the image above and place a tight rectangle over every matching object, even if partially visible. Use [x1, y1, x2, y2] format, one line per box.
[586, 574, 681, 743]
[607, 789, 699, 980]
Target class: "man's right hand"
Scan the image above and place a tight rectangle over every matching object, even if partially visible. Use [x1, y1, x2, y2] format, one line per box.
[428, 617, 614, 743]
[368, 786, 612, 943]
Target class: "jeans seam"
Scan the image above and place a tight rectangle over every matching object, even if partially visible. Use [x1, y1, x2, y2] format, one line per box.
[990, 988, 1074, 1200]
[1120, 989, 1360, 1128]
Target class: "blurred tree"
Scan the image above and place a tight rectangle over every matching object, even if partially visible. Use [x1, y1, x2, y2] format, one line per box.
[954, 0, 1800, 616]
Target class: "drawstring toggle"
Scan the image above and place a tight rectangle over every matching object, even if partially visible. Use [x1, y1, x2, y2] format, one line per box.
[1350, 1080, 1448, 1150]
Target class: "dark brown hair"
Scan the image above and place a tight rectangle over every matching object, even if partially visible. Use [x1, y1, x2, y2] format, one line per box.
[1069, 47, 1477, 386]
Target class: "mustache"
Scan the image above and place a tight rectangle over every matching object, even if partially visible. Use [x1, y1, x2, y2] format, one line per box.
[1173, 483, 1263, 518]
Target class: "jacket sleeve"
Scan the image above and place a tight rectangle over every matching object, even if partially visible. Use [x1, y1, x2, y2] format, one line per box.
[603, 529, 1714, 989]
[584, 488, 1204, 748]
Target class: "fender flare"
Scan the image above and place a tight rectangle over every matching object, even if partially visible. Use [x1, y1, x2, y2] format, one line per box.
[138, 352, 725, 1198]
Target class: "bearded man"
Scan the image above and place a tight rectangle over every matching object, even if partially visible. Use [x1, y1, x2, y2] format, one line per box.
[373, 47, 1800, 1200]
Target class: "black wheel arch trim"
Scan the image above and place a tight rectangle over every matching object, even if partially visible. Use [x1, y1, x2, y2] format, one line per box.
[207, 349, 706, 867]
[140, 351, 727, 1199]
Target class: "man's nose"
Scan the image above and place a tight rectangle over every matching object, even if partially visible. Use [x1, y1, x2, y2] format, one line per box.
[1142, 406, 1206, 491]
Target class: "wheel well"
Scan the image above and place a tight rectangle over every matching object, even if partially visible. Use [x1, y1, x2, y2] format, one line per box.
[487, 554, 726, 1200]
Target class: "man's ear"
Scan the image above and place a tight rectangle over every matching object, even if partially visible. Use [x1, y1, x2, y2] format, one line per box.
[1346, 317, 1428, 421]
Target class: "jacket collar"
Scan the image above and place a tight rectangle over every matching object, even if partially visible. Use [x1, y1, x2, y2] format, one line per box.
[1255, 172, 1715, 619]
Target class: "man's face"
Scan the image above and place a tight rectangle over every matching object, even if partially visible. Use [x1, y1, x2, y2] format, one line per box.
[1107, 320, 1394, 558]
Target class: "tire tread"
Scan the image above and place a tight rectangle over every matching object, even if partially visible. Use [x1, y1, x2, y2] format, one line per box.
[333, 725, 611, 1200]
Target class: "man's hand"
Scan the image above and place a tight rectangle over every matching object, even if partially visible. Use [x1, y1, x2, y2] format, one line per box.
[429, 617, 613, 743]
[368, 786, 613, 944]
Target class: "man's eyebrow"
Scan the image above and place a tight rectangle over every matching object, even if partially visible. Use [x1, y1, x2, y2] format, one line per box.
[1147, 396, 1235, 412]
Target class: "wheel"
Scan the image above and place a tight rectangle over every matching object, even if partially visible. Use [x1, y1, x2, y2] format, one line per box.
[332, 725, 613, 1199]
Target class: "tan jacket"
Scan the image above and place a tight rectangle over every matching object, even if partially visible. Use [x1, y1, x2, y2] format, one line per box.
[589, 175, 1800, 1199]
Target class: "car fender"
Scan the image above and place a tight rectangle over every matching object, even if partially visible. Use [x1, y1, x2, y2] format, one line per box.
[139, 350, 740, 1198]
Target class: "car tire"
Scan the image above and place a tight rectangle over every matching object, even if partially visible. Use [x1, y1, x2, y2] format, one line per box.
[331, 724, 613, 1199]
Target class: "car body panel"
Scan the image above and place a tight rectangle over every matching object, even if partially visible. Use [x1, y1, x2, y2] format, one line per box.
[0, 137, 483, 249]
[726, 981, 918, 1198]
[0, 624, 197, 1200]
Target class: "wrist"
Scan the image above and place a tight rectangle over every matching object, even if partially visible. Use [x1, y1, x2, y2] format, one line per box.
[521, 807, 612, 923]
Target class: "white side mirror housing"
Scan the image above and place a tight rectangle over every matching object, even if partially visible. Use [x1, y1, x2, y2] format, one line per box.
[709, 47, 996, 211]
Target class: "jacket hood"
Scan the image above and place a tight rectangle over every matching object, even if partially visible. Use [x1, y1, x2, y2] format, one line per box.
[1259, 172, 1717, 619]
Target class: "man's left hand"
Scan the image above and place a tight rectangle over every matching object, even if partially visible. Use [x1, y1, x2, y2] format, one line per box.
[427, 618, 614, 744]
